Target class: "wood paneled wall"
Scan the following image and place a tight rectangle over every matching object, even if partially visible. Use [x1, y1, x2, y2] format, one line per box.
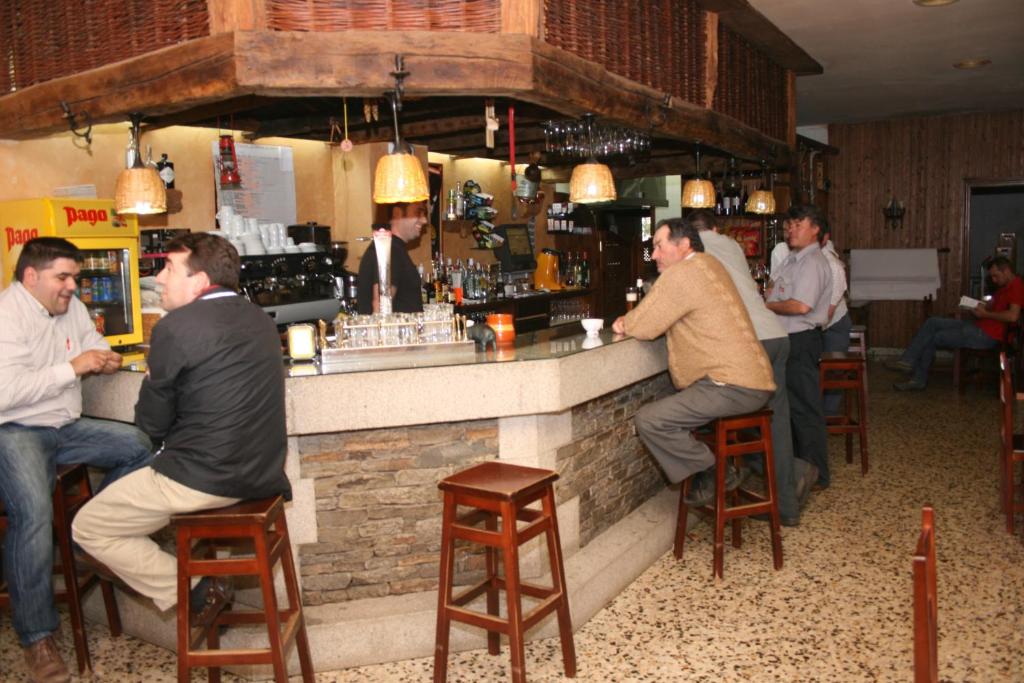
[828, 110, 1024, 349]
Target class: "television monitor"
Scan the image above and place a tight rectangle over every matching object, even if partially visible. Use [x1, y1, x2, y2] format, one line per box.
[495, 224, 537, 272]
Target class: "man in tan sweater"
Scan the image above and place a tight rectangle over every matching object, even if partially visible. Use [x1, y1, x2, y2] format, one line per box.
[613, 217, 775, 506]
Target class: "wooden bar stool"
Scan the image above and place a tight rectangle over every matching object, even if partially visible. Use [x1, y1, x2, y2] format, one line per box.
[849, 324, 868, 392]
[171, 496, 314, 683]
[820, 351, 870, 475]
[433, 461, 576, 683]
[674, 409, 783, 580]
[998, 352, 1024, 534]
[0, 463, 122, 676]
[913, 506, 938, 683]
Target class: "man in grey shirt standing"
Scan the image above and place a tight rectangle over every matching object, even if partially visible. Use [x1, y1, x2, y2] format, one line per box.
[766, 205, 833, 490]
[689, 210, 815, 526]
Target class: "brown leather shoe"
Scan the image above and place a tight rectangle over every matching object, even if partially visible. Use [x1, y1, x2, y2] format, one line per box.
[23, 634, 70, 683]
[190, 576, 234, 629]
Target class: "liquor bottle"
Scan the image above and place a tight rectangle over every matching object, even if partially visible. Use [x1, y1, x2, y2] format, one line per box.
[454, 182, 465, 219]
[635, 278, 645, 301]
[574, 254, 585, 288]
[564, 252, 575, 287]
[715, 186, 724, 216]
[418, 263, 428, 305]
[446, 189, 457, 221]
[466, 258, 477, 301]
[156, 153, 175, 189]
[452, 258, 464, 305]
[579, 251, 590, 288]
[547, 204, 556, 233]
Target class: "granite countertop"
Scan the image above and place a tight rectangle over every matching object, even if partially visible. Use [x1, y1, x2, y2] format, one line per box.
[85, 325, 668, 433]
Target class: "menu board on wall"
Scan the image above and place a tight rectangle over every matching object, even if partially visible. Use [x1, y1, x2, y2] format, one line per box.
[212, 142, 297, 224]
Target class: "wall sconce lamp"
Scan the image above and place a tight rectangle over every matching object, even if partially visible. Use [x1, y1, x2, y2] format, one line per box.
[883, 195, 905, 229]
[745, 160, 776, 215]
[114, 113, 166, 215]
[681, 142, 715, 209]
[569, 113, 617, 204]
[373, 55, 429, 204]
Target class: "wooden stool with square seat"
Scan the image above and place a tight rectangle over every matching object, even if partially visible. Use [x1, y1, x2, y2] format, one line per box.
[433, 461, 575, 683]
[819, 351, 869, 475]
[998, 351, 1024, 534]
[674, 409, 783, 580]
[849, 323, 868, 392]
[0, 463, 122, 676]
[913, 506, 938, 683]
[170, 495, 314, 683]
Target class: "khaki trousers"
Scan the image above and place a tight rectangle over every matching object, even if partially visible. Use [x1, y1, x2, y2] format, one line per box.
[72, 466, 240, 611]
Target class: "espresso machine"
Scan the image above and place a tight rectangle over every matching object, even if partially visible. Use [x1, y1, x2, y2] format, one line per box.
[239, 252, 343, 327]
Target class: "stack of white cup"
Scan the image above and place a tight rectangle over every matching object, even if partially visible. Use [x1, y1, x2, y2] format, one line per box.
[215, 206, 295, 257]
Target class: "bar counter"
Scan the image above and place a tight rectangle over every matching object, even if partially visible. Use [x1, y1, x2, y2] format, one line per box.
[81, 325, 683, 674]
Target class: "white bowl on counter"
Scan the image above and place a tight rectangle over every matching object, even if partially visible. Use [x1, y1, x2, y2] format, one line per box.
[581, 318, 604, 337]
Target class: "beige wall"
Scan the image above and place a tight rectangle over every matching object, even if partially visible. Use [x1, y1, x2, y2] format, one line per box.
[428, 153, 524, 266]
[0, 125, 339, 231]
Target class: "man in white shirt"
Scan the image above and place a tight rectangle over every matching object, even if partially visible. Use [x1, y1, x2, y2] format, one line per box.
[0, 238, 152, 683]
[689, 210, 816, 525]
[766, 205, 834, 490]
[820, 231, 852, 415]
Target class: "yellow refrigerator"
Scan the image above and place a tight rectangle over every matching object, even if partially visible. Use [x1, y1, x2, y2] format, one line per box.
[0, 198, 143, 347]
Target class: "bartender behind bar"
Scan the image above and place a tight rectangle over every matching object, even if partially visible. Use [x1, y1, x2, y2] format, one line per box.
[357, 201, 427, 314]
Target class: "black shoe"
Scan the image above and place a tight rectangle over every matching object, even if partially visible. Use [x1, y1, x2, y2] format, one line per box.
[189, 577, 234, 629]
[795, 462, 819, 510]
[683, 465, 747, 507]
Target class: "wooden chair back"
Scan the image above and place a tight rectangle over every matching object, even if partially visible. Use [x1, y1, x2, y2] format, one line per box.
[912, 506, 938, 683]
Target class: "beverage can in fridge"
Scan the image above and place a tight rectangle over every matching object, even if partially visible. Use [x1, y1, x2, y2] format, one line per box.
[78, 278, 92, 303]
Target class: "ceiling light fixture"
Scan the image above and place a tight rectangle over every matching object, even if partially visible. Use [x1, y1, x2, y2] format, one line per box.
[373, 55, 429, 204]
[681, 143, 715, 209]
[114, 113, 166, 215]
[912, 0, 959, 6]
[953, 57, 992, 70]
[745, 160, 776, 215]
[569, 113, 617, 204]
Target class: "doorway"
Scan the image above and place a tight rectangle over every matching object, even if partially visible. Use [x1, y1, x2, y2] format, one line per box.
[963, 178, 1024, 298]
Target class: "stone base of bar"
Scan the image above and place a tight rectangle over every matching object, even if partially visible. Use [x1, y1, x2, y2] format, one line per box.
[84, 487, 686, 678]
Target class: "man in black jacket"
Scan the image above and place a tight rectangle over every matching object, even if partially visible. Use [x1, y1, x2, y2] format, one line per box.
[73, 232, 289, 622]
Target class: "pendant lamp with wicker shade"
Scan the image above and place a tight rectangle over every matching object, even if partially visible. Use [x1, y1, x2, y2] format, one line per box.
[372, 59, 429, 205]
[681, 143, 715, 209]
[745, 160, 777, 215]
[569, 113, 617, 204]
[569, 162, 616, 204]
[115, 114, 166, 215]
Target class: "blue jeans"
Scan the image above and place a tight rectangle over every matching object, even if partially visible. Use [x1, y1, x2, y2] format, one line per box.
[901, 316, 998, 386]
[822, 313, 854, 415]
[0, 418, 152, 646]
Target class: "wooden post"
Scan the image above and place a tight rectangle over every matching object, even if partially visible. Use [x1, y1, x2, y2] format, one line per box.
[786, 69, 797, 148]
[207, 0, 267, 34]
[501, 0, 544, 37]
[703, 11, 719, 108]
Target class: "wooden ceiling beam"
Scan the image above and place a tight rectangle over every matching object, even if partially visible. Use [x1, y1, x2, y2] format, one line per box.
[0, 31, 793, 165]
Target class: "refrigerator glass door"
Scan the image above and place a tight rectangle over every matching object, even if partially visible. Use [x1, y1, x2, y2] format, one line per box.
[77, 247, 136, 343]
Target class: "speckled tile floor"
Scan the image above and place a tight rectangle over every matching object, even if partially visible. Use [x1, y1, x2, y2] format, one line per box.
[3, 362, 1024, 682]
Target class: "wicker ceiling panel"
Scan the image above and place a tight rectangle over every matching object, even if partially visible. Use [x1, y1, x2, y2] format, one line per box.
[1, 0, 209, 93]
[265, 0, 500, 32]
[714, 23, 788, 143]
[544, 0, 705, 108]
